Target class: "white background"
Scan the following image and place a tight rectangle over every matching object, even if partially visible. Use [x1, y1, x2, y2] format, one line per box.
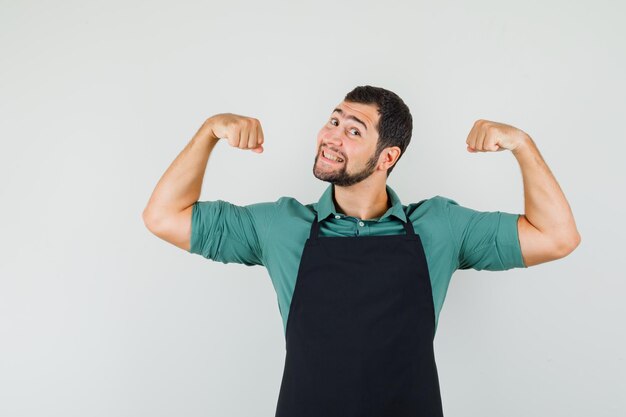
[1, 0, 624, 416]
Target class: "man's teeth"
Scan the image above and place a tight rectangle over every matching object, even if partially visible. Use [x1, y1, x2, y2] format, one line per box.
[323, 150, 344, 162]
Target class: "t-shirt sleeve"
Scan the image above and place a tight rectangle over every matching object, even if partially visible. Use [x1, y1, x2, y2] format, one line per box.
[439, 196, 527, 271]
[189, 198, 280, 266]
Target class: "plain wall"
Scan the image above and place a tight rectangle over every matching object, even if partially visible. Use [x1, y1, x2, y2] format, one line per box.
[1, 0, 624, 416]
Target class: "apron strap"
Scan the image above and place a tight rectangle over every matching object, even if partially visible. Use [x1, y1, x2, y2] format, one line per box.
[310, 213, 321, 240]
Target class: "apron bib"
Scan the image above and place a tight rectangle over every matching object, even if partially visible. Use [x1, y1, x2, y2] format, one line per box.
[275, 212, 444, 417]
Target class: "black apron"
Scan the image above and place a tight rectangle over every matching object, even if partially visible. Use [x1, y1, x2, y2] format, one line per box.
[275, 212, 445, 417]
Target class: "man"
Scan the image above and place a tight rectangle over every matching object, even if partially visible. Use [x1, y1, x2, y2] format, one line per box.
[142, 85, 581, 416]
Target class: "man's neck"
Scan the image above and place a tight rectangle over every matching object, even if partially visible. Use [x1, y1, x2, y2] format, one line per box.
[332, 180, 390, 220]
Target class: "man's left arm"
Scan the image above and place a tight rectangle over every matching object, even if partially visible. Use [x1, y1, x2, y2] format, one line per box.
[465, 119, 581, 267]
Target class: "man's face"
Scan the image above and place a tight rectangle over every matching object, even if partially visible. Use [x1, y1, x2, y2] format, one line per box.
[313, 101, 382, 186]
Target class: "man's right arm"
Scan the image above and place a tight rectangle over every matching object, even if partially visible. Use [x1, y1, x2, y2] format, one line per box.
[141, 114, 265, 252]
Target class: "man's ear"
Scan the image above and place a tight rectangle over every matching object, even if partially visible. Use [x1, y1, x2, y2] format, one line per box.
[381, 147, 401, 169]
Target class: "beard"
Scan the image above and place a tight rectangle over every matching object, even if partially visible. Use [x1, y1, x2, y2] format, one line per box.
[313, 147, 380, 187]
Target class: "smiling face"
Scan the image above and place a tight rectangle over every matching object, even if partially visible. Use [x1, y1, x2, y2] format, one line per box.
[313, 101, 382, 186]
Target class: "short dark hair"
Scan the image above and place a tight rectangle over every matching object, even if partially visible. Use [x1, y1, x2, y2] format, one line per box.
[344, 85, 413, 177]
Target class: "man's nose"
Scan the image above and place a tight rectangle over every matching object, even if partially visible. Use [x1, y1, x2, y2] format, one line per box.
[325, 130, 343, 146]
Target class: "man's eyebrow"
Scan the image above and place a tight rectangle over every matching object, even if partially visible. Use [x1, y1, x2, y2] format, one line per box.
[332, 108, 368, 132]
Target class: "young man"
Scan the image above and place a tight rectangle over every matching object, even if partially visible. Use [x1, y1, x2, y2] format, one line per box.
[143, 85, 580, 416]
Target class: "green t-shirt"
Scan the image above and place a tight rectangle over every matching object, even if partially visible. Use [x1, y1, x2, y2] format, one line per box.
[190, 183, 527, 336]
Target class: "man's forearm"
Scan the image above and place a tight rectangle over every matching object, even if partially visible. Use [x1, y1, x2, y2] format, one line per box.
[512, 135, 580, 246]
[142, 119, 219, 222]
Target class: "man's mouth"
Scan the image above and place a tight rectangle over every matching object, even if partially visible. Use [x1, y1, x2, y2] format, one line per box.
[320, 149, 344, 164]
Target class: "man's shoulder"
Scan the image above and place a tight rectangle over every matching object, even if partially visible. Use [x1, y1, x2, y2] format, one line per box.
[271, 195, 310, 208]
[402, 195, 469, 229]
[267, 195, 316, 217]
[406, 194, 460, 212]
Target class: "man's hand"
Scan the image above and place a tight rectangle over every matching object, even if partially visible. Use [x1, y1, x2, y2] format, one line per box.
[207, 113, 265, 153]
[465, 119, 529, 153]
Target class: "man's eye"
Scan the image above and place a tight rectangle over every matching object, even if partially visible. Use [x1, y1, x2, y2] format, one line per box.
[330, 118, 360, 136]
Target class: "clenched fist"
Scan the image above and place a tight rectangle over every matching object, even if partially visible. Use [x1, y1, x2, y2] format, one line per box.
[206, 113, 265, 153]
[465, 119, 529, 153]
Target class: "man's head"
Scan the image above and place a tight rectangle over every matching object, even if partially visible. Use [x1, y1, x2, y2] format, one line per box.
[313, 85, 413, 186]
